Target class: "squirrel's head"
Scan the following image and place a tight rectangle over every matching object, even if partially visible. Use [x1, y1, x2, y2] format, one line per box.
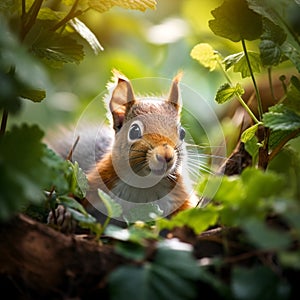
[108, 70, 186, 179]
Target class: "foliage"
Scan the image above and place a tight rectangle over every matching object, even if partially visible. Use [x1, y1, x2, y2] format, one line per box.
[1, 0, 300, 299]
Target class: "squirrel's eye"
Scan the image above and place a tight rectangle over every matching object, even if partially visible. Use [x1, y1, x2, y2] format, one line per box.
[179, 127, 186, 140]
[128, 122, 143, 141]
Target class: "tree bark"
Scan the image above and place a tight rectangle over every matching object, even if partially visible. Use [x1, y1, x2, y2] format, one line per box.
[0, 214, 126, 299]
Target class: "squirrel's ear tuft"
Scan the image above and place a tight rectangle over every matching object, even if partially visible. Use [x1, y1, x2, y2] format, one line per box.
[167, 71, 183, 112]
[109, 70, 135, 132]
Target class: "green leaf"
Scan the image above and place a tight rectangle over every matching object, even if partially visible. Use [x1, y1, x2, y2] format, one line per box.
[223, 52, 244, 70]
[69, 18, 104, 54]
[232, 266, 291, 300]
[259, 18, 287, 66]
[157, 207, 219, 235]
[20, 88, 46, 102]
[67, 161, 89, 198]
[108, 243, 200, 300]
[244, 135, 259, 163]
[88, 0, 157, 13]
[0, 125, 48, 220]
[215, 83, 244, 104]
[67, 207, 97, 224]
[58, 195, 88, 215]
[190, 43, 219, 71]
[98, 189, 122, 219]
[105, 224, 158, 244]
[259, 39, 283, 66]
[32, 30, 84, 66]
[209, 0, 262, 42]
[234, 52, 261, 78]
[286, 75, 300, 114]
[280, 42, 300, 73]
[241, 123, 260, 143]
[243, 218, 292, 250]
[124, 203, 163, 224]
[263, 104, 300, 131]
[241, 167, 284, 202]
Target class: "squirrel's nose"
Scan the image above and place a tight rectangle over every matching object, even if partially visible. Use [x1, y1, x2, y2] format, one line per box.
[156, 153, 173, 163]
[155, 144, 174, 163]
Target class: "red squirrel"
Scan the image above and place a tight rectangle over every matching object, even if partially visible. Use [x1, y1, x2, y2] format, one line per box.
[47, 70, 199, 225]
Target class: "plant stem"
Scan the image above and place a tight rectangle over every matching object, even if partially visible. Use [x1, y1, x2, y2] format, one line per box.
[241, 39, 263, 120]
[217, 59, 260, 124]
[21, 0, 44, 41]
[51, 0, 81, 31]
[217, 59, 232, 85]
[236, 94, 260, 124]
[0, 110, 8, 136]
[267, 67, 277, 103]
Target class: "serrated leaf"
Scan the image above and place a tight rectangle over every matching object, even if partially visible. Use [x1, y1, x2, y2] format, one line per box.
[190, 43, 219, 71]
[69, 18, 104, 54]
[284, 76, 300, 113]
[263, 104, 300, 131]
[259, 18, 287, 66]
[32, 31, 84, 65]
[280, 42, 300, 73]
[98, 189, 122, 219]
[234, 52, 261, 78]
[215, 83, 244, 104]
[223, 52, 244, 70]
[88, 0, 157, 13]
[241, 123, 260, 143]
[259, 39, 282, 66]
[209, 0, 262, 42]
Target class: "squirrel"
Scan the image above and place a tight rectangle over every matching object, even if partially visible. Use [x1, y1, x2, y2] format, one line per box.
[47, 70, 199, 226]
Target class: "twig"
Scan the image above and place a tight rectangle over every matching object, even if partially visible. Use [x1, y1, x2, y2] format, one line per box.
[0, 110, 8, 136]
[66, 135, 80, 161]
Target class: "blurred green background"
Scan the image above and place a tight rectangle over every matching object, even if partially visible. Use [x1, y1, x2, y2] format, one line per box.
[8, 0, 226, 133]
[4, 0, 300, 158]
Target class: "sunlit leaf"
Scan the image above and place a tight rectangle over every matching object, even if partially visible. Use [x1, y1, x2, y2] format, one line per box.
[215, 83, 244, 104]
[263, 104, 300, 131]
[241, 123, 260, 143]
[88, 0, 157, 13]
[158, 207, 219, 235]
[69, 18, 104, 54]
[190, 43, 219, 71]
[209, 0, 262, 42]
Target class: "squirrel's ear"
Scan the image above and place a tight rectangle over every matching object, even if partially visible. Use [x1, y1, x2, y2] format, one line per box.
[167, 71, 183, 112]
[109, 70, 135, 131]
